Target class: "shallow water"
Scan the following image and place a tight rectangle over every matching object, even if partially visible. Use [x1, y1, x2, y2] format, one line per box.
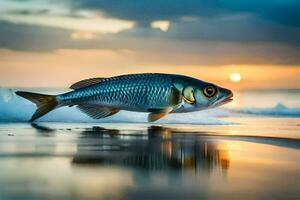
[0, 118, 300, 200]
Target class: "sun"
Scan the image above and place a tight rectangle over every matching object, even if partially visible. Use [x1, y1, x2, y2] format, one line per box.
[230, 73, 241, 82]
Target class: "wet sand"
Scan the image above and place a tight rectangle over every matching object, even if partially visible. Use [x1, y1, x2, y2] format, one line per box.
[0, 117, 300, 200]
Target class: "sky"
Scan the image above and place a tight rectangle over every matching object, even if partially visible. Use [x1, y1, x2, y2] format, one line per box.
[0, 0, 299, 89]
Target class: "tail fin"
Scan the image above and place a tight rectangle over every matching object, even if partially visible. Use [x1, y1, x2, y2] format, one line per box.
[15, 91, 58, 122]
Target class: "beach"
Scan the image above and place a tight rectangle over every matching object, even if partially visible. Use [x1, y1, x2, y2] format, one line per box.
[0, 117, 299, 200]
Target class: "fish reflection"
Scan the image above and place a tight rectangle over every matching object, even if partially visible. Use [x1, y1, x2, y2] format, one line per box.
[72, 126, 230, 173]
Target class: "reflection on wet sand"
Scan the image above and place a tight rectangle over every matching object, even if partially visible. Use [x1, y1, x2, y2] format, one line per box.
[72, 126, 230, 173]
[1, 122, 300, 200]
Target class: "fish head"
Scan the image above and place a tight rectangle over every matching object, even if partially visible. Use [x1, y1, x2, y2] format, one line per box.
[175, 78, 233, 110]
[193, 83, 233, 109]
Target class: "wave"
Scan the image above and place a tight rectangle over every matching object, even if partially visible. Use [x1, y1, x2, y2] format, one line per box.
[234, 103, 300, 117]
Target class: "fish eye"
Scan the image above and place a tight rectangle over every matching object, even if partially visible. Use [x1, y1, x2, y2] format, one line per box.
[203, 85, 217, 98]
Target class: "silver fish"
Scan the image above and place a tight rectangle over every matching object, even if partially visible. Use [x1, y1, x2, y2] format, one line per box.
[16, 73, 233, 122]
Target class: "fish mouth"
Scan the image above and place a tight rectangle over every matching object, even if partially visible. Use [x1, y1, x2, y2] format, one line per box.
[214, 93, 233, 107]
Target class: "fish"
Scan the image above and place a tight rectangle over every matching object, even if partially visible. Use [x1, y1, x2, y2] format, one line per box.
[15, 73, 233, 122]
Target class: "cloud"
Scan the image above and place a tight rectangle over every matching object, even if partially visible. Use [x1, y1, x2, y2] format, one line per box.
[74, 0, 300, 27]
[0, 20, 72, 51]
[71, 31, 97, 40]
[151, 20, 170, 32]
[0, 20, 299, 65]
[0, 6, 135, 33]
[165, 14, 300, 45]
[0, 0, 299, 65]
[7, 8, 50, 15]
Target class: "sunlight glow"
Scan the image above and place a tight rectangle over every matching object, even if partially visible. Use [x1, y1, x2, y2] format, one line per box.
[230, 73, 241, 82]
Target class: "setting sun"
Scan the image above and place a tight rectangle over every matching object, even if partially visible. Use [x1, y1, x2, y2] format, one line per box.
[230, 73, 241, 82]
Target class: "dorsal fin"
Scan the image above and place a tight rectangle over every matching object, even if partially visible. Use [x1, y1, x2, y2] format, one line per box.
[70, 77, 107, 90]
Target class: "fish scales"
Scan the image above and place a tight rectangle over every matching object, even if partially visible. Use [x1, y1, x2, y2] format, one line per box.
[59, 74, 176, 111]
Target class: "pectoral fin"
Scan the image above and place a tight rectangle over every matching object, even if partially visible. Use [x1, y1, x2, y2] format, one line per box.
[148, 108, 173, 122]
[77, 104, 119, 119]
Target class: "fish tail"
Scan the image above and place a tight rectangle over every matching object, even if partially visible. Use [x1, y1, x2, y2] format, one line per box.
[15, 91, 58, 122]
